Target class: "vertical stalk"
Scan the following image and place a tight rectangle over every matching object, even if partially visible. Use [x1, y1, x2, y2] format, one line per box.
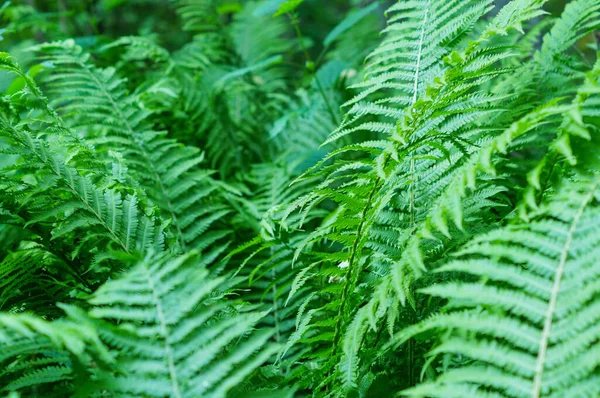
[286, 13, 340, 125]
[270, 248, 281, 342]
[406, 1, 430, 385]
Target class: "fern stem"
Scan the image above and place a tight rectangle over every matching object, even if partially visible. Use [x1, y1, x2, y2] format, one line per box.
[411, 1, 429, 105]
[531, 176, 600, 398]
[287, 12, 340, 125]
[142, 263, 182, 398]
[288, 13, 311, 65]
[270, 247, 281, 342]
[331, 175, 383, 354]
[406, 1, 429, 385]
[408, 0, 430, 224]
[314, 74, 340, 126]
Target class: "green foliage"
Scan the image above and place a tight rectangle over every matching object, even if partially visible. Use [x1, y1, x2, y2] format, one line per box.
[1, 0, 600, 396]
[85, 251, 279, 397]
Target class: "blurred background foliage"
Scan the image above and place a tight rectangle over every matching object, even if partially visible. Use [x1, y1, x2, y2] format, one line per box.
[0, 0, 572, 90]
[0, 0, 576, 154]
[0, 0, 389, 85]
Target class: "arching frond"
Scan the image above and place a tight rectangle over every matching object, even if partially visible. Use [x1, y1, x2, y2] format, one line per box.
[0, 53, 164, 311]
[274, 1, 553, 391]
[394, 169, 600, 398]
[0, 309, 112, 396]
[35, 40, 231, 252]
[85, 251, 279, 398]
[0, 112, 163, 266]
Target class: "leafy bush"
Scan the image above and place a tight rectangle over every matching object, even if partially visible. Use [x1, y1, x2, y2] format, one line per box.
[1, 0, 600, 396]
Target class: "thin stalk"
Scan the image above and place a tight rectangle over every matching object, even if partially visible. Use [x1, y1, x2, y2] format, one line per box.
[406, 1, 430, 385]
[270, 247, 281, 342]
[330, 170, 385, 354]
[287, 13, 340, 125]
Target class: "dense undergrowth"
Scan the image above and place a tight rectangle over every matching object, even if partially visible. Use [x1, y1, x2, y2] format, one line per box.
[1, 0, 600, 396]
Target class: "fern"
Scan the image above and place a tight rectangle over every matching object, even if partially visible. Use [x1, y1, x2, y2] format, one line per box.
[34, 40, 231, 252]
[2, 0, 600, 396]
[83, 251, 279, 397]
[270, 0, 555, 391]
[0, 246, 72, 316]
[0, 54, 163, 272]
[387, 51, 600, 398]
[0, 252, 277, 396]
[395, 165, 600, 398]
[0, 308, 112, 396]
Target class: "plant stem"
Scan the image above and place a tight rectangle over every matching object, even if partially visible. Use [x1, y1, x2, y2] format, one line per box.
[287, 12, 340, 125]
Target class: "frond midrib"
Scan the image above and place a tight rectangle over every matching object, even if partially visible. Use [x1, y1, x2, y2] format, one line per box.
[74, 59, 188, 250]
[141, 261, 182, 398]
[531, 175, 600, 398]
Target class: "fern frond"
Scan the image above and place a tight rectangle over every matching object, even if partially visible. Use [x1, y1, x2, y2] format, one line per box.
[35, 40, 231, 252]
[171, 0, 223, 33]
[274, 0, 558, 391]
[0, 309, 112, 396]
[336, 0, 495, 144]
[538, 0, 600, 66]
[4, 1, 600, 396]
[394, 169, 600, 398]
[388, 52, 600, 397]
[0, 97, 163, 267]
[85, 251, 278, 398]
[0, 246, 70, 316]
